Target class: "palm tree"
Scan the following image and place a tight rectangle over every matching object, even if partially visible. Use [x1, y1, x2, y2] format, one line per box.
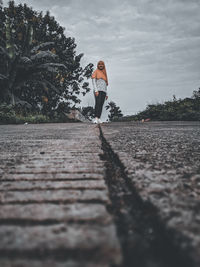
[0, 1, 93, 115]
[106, 101, 123, 121]
[0, 15, 66, 106]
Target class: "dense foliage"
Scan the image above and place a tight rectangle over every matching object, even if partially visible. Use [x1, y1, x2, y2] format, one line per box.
[80, 106, 95, 121]
[122, 89, 200, 121]
[0, 0, 93, 119]
[106, 101, 123, 121]
[0, 102, 77, 124]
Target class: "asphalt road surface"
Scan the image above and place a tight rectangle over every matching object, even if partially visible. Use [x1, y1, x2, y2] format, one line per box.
[0, 121, 199, 267]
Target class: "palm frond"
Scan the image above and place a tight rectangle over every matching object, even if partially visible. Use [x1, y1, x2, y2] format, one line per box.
[15, 78, 60, 94]
[0, 46, 10, 59]
[0, 74, 8, 80]
[31, 42, 55, 54]
[31, 51, 58, 61]
[36, 63, 67, 72]
[14, 96, 32, 109]
[20, 57, 32, 64]
[42, 79, 60, 93]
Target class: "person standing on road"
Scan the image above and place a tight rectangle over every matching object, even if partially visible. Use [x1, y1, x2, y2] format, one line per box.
[91, 60, 108, 124]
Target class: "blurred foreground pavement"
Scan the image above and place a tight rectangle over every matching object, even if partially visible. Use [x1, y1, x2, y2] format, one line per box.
[101, 121, 200, 266]
[0, 121, 200, 267]
[0, 123, 122, 267]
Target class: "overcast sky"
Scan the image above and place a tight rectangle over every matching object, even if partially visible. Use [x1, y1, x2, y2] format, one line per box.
[3, 0, 200, 116]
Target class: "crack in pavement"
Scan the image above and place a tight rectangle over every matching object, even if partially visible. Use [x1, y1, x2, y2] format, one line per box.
[99, 124, 194, 267]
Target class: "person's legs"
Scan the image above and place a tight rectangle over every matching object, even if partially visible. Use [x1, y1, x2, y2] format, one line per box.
[94, 92, 101, 118]
[94, 91, 106, 121]
[97, 91, 106, 118]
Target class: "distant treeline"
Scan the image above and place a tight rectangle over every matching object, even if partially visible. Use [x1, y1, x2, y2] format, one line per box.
[121, 88, 200, 121]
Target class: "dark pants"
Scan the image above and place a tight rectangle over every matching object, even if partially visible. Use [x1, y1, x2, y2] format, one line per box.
[94, 91, 106, 118]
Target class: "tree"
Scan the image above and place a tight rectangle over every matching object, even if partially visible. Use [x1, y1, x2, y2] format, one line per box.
[106, 101, 123, 121]
[0, 1, 93, 116]
[128, 87, 200, 121]
[192, 88, 200, 100]
[81, 106, 95, 120]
